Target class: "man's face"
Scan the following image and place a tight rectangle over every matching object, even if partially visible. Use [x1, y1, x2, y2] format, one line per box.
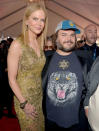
[44, 40, 53, 51]
[56, 30, 76, 52]
[85, 25, 97, 45]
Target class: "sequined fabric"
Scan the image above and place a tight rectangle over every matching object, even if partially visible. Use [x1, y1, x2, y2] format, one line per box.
[14, 43, 45, 131]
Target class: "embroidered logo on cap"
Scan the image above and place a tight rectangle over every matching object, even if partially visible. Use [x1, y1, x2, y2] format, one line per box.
[69, 21, 74, 27]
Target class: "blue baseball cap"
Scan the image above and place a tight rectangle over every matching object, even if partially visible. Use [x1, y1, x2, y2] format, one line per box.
[55, 20, 80, 34]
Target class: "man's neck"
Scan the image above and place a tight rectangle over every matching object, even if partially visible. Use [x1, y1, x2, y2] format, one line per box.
[86, 41, 95, 46]
[56, 49, 72, 56]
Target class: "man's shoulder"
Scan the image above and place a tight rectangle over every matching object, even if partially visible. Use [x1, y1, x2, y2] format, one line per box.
[44, 50, 55, 58]
[96, 45, 99, 50]
[91, 56, 99, 71]
[75, 49, 91, 59]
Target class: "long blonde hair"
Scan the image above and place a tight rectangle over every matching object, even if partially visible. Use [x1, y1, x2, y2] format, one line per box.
[19, 1, 48, 49]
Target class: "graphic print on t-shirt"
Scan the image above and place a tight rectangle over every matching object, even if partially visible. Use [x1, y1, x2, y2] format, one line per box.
[58, 60, 69, 70]
[47, 71, 78, 106]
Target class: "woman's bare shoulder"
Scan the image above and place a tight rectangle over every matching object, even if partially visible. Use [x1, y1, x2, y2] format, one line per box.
[9, 39, 22, 51]
[10, 39, 21, 49]
[8, 39, 22, 56]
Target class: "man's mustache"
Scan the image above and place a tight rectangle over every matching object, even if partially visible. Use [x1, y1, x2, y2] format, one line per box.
[63, 41, 74, 44]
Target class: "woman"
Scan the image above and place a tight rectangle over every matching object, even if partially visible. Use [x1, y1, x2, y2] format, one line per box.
[7, 1, 48, 131]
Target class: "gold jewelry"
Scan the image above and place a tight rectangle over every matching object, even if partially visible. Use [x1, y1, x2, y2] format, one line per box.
[20, 100, 28, 109]
[26, 25, 28, 31]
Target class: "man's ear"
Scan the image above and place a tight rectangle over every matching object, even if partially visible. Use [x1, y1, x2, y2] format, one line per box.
[56, 34, 59, 43]
[56, 38, 58, 43]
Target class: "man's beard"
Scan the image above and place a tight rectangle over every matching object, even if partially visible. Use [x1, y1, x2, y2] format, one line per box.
[56, 41, 75, 52]
[87, 37, 96, 45]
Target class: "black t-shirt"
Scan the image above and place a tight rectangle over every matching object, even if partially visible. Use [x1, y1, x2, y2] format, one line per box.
[46, 51, 84, 128]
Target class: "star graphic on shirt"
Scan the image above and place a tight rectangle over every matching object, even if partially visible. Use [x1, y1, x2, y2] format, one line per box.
[59, 60, 69, 70]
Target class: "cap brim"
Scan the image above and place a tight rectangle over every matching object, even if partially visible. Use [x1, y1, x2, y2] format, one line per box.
[75, 29, 81, 34]
[62, 27, 80, 34]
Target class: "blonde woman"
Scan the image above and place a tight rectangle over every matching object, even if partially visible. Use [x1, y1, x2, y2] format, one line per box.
[7, 1, 48, 131]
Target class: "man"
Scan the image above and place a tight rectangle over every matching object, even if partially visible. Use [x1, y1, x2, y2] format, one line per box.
[77, 24, 99, 131]
[44, 36, 54, 51]
[0, 40, 14, 118]
[84, 56, 99, 131]
[44, 35, 55, 57]
[42, 20, 84, 131]
[79, 24, 99, 73]
[42, 36, 56, 79]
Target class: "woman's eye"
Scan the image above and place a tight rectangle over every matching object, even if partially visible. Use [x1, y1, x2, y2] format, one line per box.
[33, 17, 38, 20]
[41, 19, 45, 22]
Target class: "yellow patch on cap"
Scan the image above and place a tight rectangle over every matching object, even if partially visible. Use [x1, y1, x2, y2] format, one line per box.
[69, 21, 74, 27]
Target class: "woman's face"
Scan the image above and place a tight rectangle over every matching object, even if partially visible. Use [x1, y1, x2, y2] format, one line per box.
[26, 9, 45, 36]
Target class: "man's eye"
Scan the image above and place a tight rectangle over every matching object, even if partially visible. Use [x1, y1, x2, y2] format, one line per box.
[71, 34, 75, 37]
[61, 34, 66, 36]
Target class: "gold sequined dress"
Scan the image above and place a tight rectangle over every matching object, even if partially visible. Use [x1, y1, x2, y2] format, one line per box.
[14, 42, 45, 131]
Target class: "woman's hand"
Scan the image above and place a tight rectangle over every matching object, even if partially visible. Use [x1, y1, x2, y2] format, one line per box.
[23, 103, 38, 120]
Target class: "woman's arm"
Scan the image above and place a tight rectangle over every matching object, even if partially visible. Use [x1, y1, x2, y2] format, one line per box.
[7, 40, 25, 103]
[7, 40, 37, 119]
